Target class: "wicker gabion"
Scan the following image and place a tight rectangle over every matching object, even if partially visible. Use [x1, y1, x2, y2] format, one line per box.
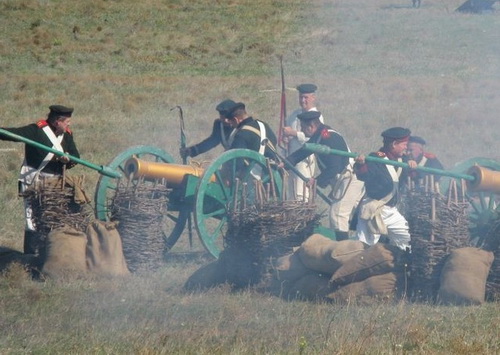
[25, 175, 93, 253]
[484, 216, 500, 301]
[221, 198, 321, 290]
[404, 180, 470, 302]
[110, 180, 169, 272]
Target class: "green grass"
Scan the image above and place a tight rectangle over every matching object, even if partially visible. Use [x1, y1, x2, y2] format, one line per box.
[1, 0, 500, 353]
[1, 262, 500, 354]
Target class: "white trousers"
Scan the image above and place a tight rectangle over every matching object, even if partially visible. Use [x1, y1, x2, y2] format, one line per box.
[356, 205, 411, 250]
[329, 174, 365, 233]
[20, 172, 57, 232]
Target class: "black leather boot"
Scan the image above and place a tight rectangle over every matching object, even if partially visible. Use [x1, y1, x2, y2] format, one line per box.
[335, 231, 349, 241]
[23, 230, 40, 255]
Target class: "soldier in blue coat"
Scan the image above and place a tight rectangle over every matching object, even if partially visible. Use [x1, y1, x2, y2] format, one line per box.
[354, 127, 416, 250]
[180, 99, 236, 159]
[285, 111, 365, 240]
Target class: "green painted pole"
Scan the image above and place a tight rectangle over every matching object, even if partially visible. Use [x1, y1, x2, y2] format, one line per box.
[0, 128, 122, 179]
[304, 143, 475, 182]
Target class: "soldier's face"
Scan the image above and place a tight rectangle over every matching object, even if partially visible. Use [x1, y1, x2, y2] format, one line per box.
[219, 113, 232, 126]
[54, 117, 71, 135]
[299, 93, 315, 111]
[407, 142, 423, 160]
[300, 121, 316, 137]
[391, 140, 408, 157]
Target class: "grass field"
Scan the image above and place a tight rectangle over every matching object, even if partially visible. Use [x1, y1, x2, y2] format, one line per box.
[1, 0, 500, 353]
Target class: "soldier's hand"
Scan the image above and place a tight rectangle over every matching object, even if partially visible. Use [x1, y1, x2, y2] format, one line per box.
[355, 154, 365, 165]
[57, 155, 70, 163]
[179, 147, 191, 159]
[407, 160, 417, 169]
[283, 126, 297, 137]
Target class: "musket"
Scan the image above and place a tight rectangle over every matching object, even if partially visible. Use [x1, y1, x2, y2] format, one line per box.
[170, 106, 194, 247]
[278, 55, 288, 154]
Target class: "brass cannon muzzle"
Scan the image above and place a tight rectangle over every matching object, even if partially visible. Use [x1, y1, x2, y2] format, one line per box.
[124, 158, 214, 187]
[467, 165, 500, 192]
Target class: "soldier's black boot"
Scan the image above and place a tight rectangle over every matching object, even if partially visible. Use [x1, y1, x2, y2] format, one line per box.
[335, 231, 349, 241]
[23, 230, 39, 255]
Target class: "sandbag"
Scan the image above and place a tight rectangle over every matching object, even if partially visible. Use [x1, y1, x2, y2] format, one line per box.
[42, 227, 88, 279]
[297, 234, 367, 274]
[268, 252, 310, 297]
[272, 251, 310, 282]
[184, 261, 226, 291]
[330, 243, 405, 287]
[286, 271, 331, 301]
[86, 220, 130, 277]
[326, 272, 405, 305]
[438, 247, 494, 305]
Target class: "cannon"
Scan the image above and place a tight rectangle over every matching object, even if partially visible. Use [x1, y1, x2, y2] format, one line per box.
[0, 128, 286, 258]
[94, 146, 284, 258]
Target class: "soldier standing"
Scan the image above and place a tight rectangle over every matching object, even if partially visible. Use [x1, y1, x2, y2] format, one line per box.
[354, 127, 416, 251]
[285, 111, 365, 241]
[180, 99, 236, 159]
[282, 84, 324, 202]
[0, 105, 79, 255]
[225, 102, 277, 159]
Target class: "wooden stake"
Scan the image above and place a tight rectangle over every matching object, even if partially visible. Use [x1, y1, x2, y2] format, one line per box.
[282, 170, 288, 202]
[267, 159, 276, 200]
[310, 179, 316, 204]
[242, 182, 248, 211]
[62, 165, 66, 190]
[460, 179, 466, 203]
[447, 179, 453, 207]
[233, 178, 240, 212]
[430, 175, 436, 242]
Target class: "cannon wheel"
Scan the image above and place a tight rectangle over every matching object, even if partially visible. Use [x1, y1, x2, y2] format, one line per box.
[439, 157, 500, 243]
[194, 149, 283, 258]
[94, 145, 189, 249]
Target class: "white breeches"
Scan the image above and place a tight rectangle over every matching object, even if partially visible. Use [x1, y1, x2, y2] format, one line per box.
[329, 175, 365, 233]
[356, 205, 411, 250]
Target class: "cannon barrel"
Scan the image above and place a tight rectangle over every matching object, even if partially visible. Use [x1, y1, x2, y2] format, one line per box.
[124, 158, 215, 186]
[304, 143, 500, 193]
[0, 128, 121, 178]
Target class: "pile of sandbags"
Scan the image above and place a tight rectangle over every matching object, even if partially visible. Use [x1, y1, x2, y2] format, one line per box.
[268, 234, 409, 305]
